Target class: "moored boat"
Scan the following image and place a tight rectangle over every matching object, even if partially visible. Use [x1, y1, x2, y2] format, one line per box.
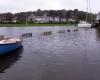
[78, 0, 92, 28]
[78, 21, 92, 28]
[0, 38, 22, 55]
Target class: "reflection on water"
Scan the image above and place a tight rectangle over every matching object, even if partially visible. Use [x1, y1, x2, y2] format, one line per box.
[57, 30, 66, 33]
[96, 28, 100, 41]
[0, 47, 23, 73]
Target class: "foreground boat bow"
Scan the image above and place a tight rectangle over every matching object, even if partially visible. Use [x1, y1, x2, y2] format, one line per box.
[0, 38, 22, 55]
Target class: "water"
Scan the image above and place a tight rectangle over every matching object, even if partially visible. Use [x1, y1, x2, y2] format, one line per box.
[0, 26, 100, 80]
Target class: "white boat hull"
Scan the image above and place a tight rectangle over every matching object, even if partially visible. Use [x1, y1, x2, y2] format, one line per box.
[78, 23, 92, 28]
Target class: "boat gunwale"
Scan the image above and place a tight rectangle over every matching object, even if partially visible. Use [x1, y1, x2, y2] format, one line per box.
[0, 41, 22, 45]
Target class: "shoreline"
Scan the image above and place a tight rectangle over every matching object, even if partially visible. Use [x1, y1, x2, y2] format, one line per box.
[0, 23, 77, 27]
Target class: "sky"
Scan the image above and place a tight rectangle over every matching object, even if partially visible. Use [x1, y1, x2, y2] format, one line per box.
[0, 0, 99, 13]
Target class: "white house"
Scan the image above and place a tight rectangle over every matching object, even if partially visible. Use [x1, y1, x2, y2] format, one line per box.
[27, 14, 68, 23]
[60, 18, 66, 22]
[35, 16, 49, 23]
[68, 19, 76, 22]
[54, 17, 59, 22]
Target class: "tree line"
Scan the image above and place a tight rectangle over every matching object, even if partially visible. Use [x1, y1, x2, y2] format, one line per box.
[0, 9, 96, 24]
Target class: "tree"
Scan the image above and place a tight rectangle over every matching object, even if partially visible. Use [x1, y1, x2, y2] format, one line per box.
[36, 9, 43, 16]
[15, 12, 26, 23]
[48, 10, 57, 22]
[5, 12, 14, 22]
[66, 10, 73, 20]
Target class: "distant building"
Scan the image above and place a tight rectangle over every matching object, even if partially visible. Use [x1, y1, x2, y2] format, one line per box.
[27, 14, 36, 22]
[54, 17, 59, 22]
[60, 18, 66, 22]
[48, 17, 53, 22]
[33, 16, 67, 23]
[35, 16, 49, 23]
[68, 19, 76, 22]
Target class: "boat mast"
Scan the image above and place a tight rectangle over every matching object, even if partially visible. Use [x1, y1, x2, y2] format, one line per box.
[89, 0, 92, 23]
[86, 0, 89, 22]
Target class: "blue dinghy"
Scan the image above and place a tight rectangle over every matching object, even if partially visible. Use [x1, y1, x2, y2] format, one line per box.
[0, 38, 22, 55]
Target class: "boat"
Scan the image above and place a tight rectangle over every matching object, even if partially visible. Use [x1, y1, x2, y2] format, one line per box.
[0, 38, 22, 55]
[78, 21, 92, 28]
[20, 33, 32, 37]
[42, 31, 52, 36]
[78, 0, 92, 28]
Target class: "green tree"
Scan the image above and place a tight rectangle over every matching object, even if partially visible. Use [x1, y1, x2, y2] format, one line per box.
[5, 12, 14, 22]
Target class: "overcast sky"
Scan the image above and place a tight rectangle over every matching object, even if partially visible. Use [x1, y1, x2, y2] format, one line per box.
[0, 0, 99, 13]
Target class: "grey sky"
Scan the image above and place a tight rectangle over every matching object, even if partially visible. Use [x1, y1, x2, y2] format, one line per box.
[0, 0, 99, 13]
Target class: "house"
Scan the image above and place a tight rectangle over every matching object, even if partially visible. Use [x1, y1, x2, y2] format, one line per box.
[27, 14, 37, 22]
[68, 19, 76, 22]
[60, 18, 66, 22]
[54, 17, 59, 22]
[35, 16, 49, 23]
[24, 13, 70, 23]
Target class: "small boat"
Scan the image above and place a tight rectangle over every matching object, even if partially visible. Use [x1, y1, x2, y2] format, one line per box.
[42, 31, 52, 36]
[20, 33, 32, 37]
[0, 38, 22, 55]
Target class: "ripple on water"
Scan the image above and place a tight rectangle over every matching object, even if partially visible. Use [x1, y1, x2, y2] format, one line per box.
[0, 27, 100, 80]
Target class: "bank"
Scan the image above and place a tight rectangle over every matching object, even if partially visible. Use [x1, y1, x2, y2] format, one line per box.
[0, 23, 77, 27]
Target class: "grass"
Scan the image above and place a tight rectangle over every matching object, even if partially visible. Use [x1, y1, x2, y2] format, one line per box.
[0, 23, 77, 27]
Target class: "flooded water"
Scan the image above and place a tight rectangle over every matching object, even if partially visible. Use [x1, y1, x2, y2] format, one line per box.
[0, 26, 100, 80]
